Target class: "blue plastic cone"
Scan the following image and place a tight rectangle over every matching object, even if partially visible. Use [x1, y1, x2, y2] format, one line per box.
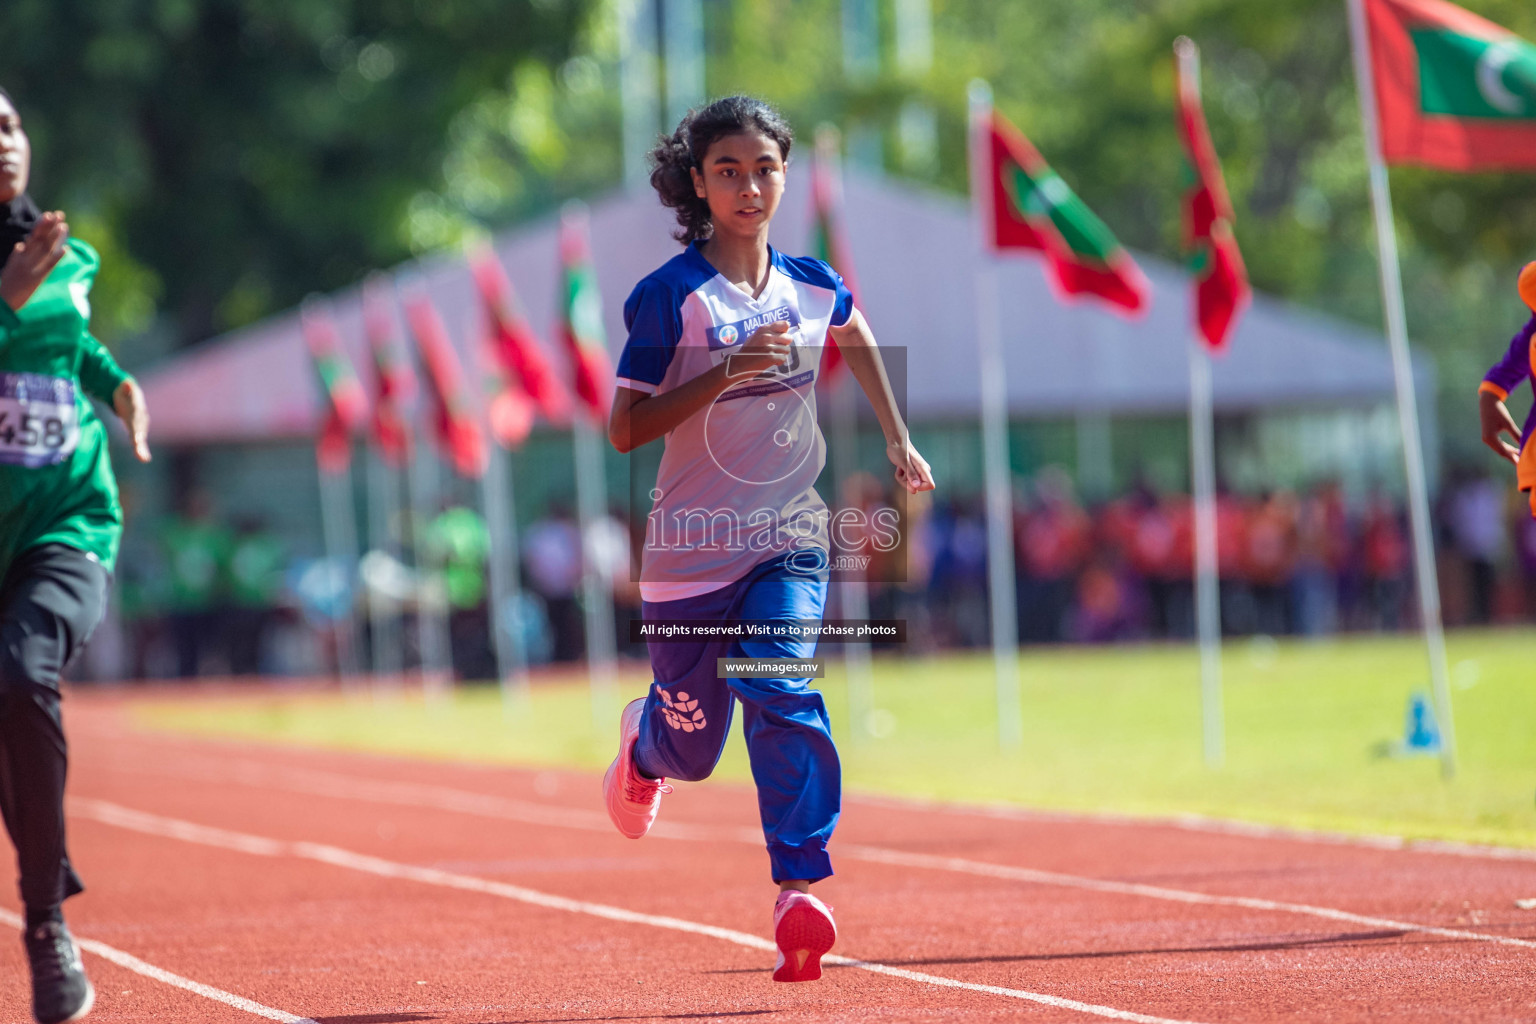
[1403, 692, 1442, 755]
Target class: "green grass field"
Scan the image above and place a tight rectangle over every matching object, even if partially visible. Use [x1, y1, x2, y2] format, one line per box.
[133, 629, 1536, 848]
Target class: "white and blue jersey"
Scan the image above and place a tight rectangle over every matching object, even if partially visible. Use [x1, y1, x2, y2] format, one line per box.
[617, 241, 854, 602]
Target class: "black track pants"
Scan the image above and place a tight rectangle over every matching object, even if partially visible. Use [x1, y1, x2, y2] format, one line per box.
[0, 544, 107, 911]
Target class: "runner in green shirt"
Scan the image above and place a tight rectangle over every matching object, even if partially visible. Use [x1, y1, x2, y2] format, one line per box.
[0, 85, 151, 1024]
[225, 518, 286, 675]
[158, 492, 233, 678]
[428, 505, 493, 680]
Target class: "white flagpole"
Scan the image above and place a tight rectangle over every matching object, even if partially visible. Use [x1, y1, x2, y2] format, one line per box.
[575, 418, 618, 728]
[483, 440, 531, 712]
[364, 447, 397, 694]
[1177, 38, 1225, 769]
[1188, 340, 1224, 767]
[318, 455, 361, 685]
[387, 455, 409, 692]
[618, 0, 660, 189]
[831, 374, 875, 743]
[562, 202, 619, 730]
[409, 413, 452, 701]
[1346, 0, 1457, 777]
[842, 0, 883, 171]
[968, 79, 1023, 751]
[661, 0, 705, 128]
[393, 279, 455, 702]
[817, 125, 875, 743]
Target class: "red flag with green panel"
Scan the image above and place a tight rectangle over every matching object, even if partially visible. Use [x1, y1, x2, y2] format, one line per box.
[301, 300, 368, 475]
[1175, 38, 1251, 353]
[403, 293, 488, 479]
[1365, 0, 1536, 170]
[558, 204, 615, 424]
[981, 111, 1150, 316]
[469, 247, 572, 423]
[362, 276, 416, 467]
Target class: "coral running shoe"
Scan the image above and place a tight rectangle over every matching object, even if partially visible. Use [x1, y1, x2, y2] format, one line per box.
[603, 698, 669, 839]
[772, 891, 837, 982]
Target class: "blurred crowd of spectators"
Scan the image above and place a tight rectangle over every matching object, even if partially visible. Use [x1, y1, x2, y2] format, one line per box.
[104, 467, 1536, 680]
[110, 491, 643, 680]
[874, 467, 1536, 651]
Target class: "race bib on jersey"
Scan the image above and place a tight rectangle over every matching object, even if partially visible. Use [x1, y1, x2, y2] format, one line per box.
[705, 303, 802, 354]
[705, 304, 809, 385]
[0, 372, 80, 468]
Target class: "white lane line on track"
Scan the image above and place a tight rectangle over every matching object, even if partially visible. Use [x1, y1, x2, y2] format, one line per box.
[98, 740, 1536, 864]
[101, 753, 765, 842]
[108, 755, 1536, 950]
[0, 907, 317, 1024]
[846, 792, 1536, 863]
[69, 798, 1208, 1024]
[835, 844, 1536, 950]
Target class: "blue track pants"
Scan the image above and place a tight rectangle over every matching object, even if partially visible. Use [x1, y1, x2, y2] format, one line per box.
[634, 553, 838, 882]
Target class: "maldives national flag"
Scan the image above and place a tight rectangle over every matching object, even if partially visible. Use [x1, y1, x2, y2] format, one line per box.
[809, 131, 854, 387]
[468, 247, 572, 423]
[558, 203, 615, 424]
[977, 109, 1150, 315]
[1364, 0, 1536, 170]
[362, 276, 416, 467]
[301, 300, 368, 475]
[403, 293, 488, 479]
[1175, 37, 1251, 353]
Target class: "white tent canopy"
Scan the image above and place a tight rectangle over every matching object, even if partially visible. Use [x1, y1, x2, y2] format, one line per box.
[138, 173, 1430, 442]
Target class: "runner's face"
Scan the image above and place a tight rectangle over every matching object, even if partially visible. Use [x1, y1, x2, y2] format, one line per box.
[0, 95, 29, 204]
[691, 130, 785, 242]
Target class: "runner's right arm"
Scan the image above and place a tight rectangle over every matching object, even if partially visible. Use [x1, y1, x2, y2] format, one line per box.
[610, 324, 792, 454]
[0, 212, 68, 316]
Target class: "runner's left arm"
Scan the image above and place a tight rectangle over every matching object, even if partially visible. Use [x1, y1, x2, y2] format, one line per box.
[78, 333, 131, 404]
[1480, 315, 1534, 403]
[80, 334, 151, 463]
[829, 308, 934, 494]
[1478, 315, 1534, 465]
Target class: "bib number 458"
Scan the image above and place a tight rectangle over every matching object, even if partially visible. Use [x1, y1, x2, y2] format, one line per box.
[0, 412, 68, 449]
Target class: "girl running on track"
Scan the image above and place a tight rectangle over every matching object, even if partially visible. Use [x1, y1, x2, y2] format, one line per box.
[1479, 262, 1536, 516]
[0, 85, 152, 1024]
[603, 95, 934, 983]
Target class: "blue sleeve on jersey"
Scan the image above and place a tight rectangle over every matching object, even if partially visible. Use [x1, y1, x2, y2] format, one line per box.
[828, 265, 854, 328]
[617, 277, 681, 389]
[775, 253, 855, 328]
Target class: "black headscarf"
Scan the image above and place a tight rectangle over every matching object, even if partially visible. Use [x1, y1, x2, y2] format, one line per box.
[0, 86, 39, 271]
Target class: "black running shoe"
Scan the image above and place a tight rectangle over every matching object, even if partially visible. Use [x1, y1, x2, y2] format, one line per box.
[24, 921, 94, 1024]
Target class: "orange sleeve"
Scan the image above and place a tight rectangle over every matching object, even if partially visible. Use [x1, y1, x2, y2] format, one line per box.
[1479, 380, 1509, 401]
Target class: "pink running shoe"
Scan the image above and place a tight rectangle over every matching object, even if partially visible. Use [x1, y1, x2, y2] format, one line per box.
[603, 698, 669, 839]
[772, 891, 837, 982]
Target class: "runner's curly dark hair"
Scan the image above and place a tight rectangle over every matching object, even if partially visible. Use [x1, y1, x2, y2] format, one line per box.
[649, 96, 793, 244]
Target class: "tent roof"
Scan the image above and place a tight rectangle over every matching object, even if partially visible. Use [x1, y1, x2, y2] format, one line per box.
[138, 174, 1429, 444]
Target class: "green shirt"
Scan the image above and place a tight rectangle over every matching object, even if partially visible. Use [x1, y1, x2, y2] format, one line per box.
[0, 238, 131, 576]
[226, 531, 285, 607]
[428, 506, 491, 610]
[159, 517, 234, 612]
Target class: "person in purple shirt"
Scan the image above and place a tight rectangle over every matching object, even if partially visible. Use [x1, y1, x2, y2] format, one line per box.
[1479, 262, 1536, 516]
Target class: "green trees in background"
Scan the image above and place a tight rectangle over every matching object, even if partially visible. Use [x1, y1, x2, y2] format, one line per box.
[3, 0, 1532, 460]
[0, 0, 596, 344]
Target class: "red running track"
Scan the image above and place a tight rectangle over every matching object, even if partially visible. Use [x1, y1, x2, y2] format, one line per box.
[0, 689, 1532, 1023]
